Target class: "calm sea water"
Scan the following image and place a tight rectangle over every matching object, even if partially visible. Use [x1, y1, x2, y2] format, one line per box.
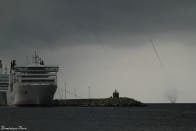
[0, 104, 196, 131]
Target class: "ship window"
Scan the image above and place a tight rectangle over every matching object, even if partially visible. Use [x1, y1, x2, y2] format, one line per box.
[21, 79, 55, 82]
[22, 75, 49, 78]
[27, 67, 45, 70]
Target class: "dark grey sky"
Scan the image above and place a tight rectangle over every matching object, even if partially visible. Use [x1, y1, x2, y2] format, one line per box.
[0, 0, 196, 102]
[1, 0, 196, 49]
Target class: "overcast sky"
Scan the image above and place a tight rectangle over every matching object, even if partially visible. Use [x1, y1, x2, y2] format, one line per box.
[0, 0, 196, 102]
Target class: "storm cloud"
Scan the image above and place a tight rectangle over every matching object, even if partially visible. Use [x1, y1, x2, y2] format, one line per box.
[1, 0, 196, 49]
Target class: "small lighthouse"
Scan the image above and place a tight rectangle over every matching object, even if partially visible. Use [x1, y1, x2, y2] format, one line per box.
[113, 89, 119, 98]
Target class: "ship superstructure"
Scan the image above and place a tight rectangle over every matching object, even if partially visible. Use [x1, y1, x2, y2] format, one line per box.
[7, 53, 59, 105]
[0, 60, 9, 105]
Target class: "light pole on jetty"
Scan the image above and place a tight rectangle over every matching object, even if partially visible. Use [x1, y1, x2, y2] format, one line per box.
[88, 86, 91, 99]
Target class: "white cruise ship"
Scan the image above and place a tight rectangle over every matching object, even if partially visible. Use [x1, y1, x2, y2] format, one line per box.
[0, 60, 9, 105]
[7, 53, 59, 105]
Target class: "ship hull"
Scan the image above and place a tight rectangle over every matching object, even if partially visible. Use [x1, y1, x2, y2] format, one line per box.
[7, 84, 57, 106]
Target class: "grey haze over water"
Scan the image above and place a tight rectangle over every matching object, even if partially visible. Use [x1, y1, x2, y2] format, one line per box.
[0, 0, 196, 102]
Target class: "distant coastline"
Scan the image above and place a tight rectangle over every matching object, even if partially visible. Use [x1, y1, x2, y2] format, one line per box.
[53, 97, 145, 107]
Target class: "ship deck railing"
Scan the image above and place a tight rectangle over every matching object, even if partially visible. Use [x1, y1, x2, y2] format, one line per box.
[16, 73, 57, 76]
[0, 87, 8, 92]
[19, 77, 56, 80]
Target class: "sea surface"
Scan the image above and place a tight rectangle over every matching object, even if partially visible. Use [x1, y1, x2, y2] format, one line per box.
[0, 104, 196, 131]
